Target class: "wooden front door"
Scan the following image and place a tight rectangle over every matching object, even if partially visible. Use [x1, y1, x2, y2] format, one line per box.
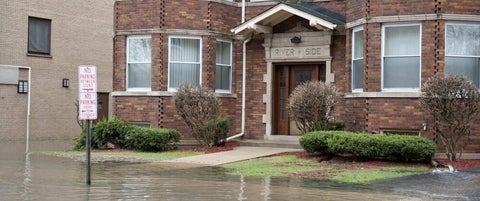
[273, 64, 325, 135]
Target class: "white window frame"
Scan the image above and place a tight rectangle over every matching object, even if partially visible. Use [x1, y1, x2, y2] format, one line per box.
[352, 26, 364, 93]
[168, 35, 202, 92]
[445, 22, 480, 87]
[215, 39, 233, 94]
[126, 35, 152, 92]
[381, 23, 422, 92]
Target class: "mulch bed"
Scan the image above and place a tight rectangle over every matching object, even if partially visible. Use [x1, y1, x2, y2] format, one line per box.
[176, 141, 240, 154]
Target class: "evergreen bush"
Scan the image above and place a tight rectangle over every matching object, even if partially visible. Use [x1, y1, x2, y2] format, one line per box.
[126, 127, 180, 152]
[300, 131, 436, 162]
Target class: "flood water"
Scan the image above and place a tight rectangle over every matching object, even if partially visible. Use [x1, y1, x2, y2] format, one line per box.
[1, 140, 479, 201]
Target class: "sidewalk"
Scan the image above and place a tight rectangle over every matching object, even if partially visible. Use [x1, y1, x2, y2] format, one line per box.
[163, 146, 303, 166]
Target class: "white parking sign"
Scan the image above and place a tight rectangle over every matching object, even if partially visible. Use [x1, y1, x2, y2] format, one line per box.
[78, 65, 97, 120]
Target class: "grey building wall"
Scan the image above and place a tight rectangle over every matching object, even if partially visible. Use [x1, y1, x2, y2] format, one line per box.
[0, 0, 114, 141]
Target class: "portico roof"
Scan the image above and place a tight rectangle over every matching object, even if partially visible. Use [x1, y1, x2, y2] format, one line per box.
[231, 2, 346, 35]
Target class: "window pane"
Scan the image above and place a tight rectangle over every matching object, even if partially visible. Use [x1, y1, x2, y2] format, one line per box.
[171, 38, 200, 62]
[216, 65, 231, 90]
[385, 25, 420, 56]
[216, 41, 231, 65]
[128, 63, 151, 88]
[445, 57, 479, 86]
[28, 17, 50, 54]
[128, 37, 151, 62]
[353, 59, 363, 89]
[384, 57, 420, 88]
[169, 63, 200, 88]
[446, 24, 480, 56]
[353, 30, 364, 59]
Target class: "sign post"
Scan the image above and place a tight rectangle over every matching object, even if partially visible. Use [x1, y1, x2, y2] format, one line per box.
[78, 65, 97, 185]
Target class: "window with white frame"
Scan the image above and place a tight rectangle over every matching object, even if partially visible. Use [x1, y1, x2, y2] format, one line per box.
[445, 23, 480, 87]
[352, 27, 364, 92]
[216, 40, 232, 93]
[127, 35, 151, 90]
[169, 36, 201, 90]
[382, 24, 421, 91]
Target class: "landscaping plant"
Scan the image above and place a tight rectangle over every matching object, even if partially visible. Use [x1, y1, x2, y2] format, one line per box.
[288, 80, 337, 134]
[300, 131, 436, 162]
[420, 75, 480, 161]
[174, 84, 228, 147]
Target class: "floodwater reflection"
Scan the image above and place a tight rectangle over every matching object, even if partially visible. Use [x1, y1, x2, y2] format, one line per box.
[1, 140, 479, 200]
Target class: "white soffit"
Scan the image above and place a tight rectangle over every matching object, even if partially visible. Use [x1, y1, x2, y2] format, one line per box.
[232, 4, 337, 35]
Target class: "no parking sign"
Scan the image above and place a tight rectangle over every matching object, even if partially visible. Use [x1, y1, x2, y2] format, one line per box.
[78, 65, 97, 120]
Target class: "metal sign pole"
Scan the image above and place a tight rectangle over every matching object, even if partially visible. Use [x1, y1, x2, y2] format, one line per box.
[86, 120, 91, 185]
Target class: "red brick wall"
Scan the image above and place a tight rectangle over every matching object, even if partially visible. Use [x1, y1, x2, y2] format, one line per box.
[442, 0, 480, 14]
[113, 35, 126, 91]
[244, 38, 267, 139]
[164, 0, 209, 29]
[369, 0, 436, 16]
[115, 0, 164, 30]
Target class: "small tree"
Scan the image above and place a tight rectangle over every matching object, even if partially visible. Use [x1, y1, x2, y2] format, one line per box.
[174, 84, 225, 147]
[288, 81, 337, 134]
[420, 75, 480, 161]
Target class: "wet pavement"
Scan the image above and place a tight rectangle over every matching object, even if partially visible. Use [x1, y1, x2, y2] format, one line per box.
[1, 140, 479, 200]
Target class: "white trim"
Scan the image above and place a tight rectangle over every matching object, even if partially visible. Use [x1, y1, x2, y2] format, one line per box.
[346, 14, 480, 28]
[351, 26, 364, 92]
[344, 92, 421, 98]
[381, 23, 422, 92]
[167, 35, 203, 92]
[215, 39, 233, 94]
[0, 65, 31, 153]
[231, 4, 337, 35]
[126, 35, 152, 92]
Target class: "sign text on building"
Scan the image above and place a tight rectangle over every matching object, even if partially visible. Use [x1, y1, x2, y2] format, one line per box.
[270, 45, 329, 59]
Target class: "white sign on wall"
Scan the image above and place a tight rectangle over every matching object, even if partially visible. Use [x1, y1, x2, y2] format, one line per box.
[78, 65, 97, 120]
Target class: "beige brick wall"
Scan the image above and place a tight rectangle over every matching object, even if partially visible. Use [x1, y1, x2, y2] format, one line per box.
[0, 0, 114, 140]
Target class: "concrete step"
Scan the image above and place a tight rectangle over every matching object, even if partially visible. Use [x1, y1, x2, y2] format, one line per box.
[239, 139, 303, 149]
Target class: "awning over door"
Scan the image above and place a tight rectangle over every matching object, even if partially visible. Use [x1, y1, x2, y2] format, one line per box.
[231, 2, 346, 35]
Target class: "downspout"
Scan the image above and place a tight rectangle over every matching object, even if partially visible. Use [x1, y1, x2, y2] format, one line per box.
[226, 0, 250, 141]
[226, 34, 252, 141]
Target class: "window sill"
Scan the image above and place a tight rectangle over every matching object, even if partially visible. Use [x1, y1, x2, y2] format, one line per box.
[112, 91, 238, 98]
[344, 92, 421, 98]
[26, 53, 52, 58]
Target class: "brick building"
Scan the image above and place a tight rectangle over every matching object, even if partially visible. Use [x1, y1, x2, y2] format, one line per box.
[0, 0, 114, 142]
[113, 0, 480, 153]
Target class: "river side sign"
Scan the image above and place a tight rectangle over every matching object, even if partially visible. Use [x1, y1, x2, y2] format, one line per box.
[78, 65, 97, 120]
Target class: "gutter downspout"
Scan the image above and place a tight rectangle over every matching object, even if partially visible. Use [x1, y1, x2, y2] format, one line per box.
[226, 34, 252, 141]
[226, 0, 250, 141]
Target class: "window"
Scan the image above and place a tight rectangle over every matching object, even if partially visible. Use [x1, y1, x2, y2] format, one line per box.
[382, 24, 421, 91]
[445, 23, 480, 87]
[127, 35, 151, 90]
[168, 36, 201, 90]
[216, 40, 232, 93]
[18, 80, 28, 93]
[352, 27, 364, 92]
[28, 17, 51, 55]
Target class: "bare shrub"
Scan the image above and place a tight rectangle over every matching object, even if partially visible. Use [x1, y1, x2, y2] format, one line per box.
[174, 84, 225, 147]
[420, 75, 480, 161]
[288, 81, 337, 134]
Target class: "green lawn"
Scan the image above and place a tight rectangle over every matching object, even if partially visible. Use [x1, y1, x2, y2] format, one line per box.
[31, 150, 202, 161]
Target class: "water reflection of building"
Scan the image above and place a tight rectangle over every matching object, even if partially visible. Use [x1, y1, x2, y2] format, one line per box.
[111, 0, 480, 154]
[0, 1, 114, 142]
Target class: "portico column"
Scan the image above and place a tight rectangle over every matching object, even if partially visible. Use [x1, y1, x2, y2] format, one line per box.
[325, 59, 334, 83]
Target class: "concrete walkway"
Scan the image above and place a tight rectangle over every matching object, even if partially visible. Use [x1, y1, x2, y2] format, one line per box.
[163, 146, 302, 166]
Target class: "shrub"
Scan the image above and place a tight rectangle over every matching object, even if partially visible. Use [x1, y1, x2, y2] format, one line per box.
[420, 75, 480, 161]
[126, 127, 180, 152]
[91, 117, 134, 149]
[174, 84, 226, 147]
[300, 131, 436, 162]
[73, 132, 86, 150]
[288, 81, 337, 134]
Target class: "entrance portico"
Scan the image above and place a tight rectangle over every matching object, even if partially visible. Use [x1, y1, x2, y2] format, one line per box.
[231, 2, 345, 139]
